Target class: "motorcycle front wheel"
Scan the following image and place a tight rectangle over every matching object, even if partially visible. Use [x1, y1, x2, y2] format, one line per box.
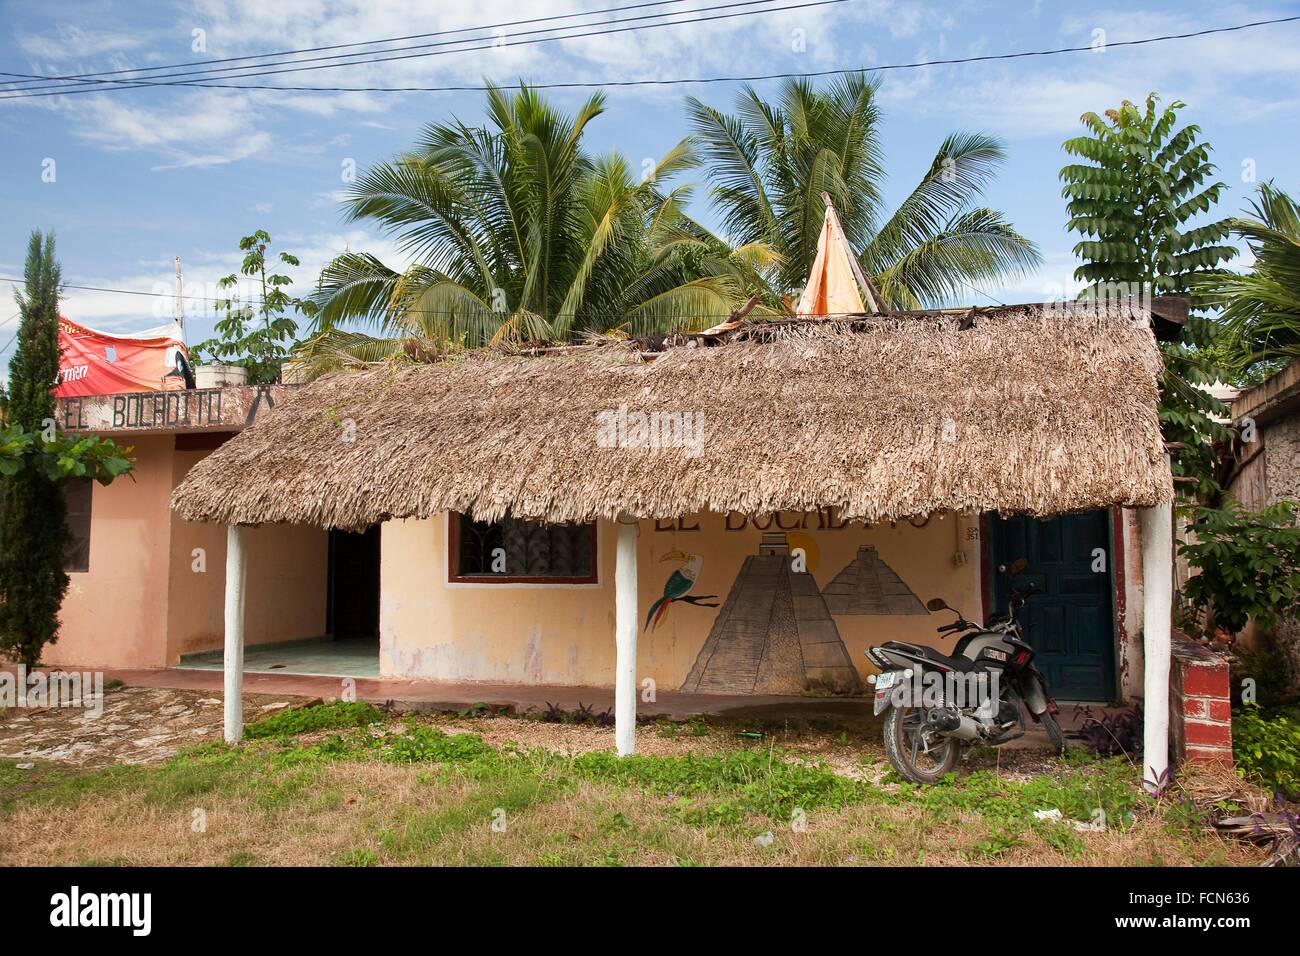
[882, 706, 961, 784]
[1039, 710, 1066, 754]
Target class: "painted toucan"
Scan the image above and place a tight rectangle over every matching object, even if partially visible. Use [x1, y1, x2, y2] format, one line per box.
[645, 549, 718, 632]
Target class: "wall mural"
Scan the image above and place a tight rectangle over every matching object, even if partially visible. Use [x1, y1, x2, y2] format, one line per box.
[678, 532, 865, 696]
[653, 517, 934, 697]
[822, 545, 927, 615]
[645, 549, 719, 631]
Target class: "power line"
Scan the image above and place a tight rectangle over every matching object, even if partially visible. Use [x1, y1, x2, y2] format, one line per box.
[953, 277, 1006, 308]
[0, 275, 274, 308]
[2, 0, 790, 95]
[0, 0, 697, 88]
[0, 0, 834, 99]
[4, 13, 1292, 97]
[0, 314, 22, 358]
[0, 274, 813, 321]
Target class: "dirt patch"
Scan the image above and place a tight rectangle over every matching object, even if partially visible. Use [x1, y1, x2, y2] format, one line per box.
[0, 687, 315, 768]
[1, 685, 1071, 775]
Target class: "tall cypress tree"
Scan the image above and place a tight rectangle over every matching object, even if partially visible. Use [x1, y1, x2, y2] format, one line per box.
[0, 231, 70, 668]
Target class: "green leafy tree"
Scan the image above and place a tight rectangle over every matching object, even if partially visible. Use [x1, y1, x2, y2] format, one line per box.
[1060, 94, 1238, 499]
[305, 84, 764, 368]
[0, 233, 134, 669]
[1179, 500, 1300, 639]
[192, 230, 317, 384]
[687, 74, 1040, 309]
[1195, 183, 1300, 376]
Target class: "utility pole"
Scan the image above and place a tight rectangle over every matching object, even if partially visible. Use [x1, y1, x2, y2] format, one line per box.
[174, 256, 184, 331]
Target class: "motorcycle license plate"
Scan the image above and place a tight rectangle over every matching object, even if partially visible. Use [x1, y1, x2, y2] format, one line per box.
[874, 670, 902, 690]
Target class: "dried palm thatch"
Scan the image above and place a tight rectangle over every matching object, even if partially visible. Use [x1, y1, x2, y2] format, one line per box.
[170, 303, 1172, 530]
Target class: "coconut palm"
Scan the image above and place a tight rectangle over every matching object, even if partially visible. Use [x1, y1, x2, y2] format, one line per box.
[687, 74, 1040, 310]
[304, 85, 771, 368]
[1197, 183, 1300, 373]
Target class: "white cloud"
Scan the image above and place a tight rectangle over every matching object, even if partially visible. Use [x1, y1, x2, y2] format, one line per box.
[52, 89, 274, 169]
[18, 26, 149, 61]
[889, 4, 1300, 138]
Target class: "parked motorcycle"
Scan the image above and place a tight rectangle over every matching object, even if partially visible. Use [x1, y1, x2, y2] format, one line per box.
[865, 558, 1064, 784]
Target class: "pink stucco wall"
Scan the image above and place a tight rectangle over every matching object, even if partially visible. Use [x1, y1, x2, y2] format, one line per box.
[48, 435, 175, 668]
[44, 436, 329, 669]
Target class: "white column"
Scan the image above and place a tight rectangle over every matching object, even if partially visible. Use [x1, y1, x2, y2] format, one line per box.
[224, 524, 247, 744]
[1139, 498, 1173, 792]
[614, 515, 639, 756]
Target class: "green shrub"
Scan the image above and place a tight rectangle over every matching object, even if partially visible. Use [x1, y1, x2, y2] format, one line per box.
[1179, 500, 1300, 637]
[1233, 704, 1300, 797]
[381, 726, 498, 765]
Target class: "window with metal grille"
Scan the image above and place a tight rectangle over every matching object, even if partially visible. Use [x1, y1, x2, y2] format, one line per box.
[449, 512, 597, 584]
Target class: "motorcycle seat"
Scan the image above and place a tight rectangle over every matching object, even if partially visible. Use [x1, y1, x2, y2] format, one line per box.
[879, 640, 978, 673]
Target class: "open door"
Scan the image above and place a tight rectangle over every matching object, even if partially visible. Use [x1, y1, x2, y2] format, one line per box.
[327, 526, 381, 643]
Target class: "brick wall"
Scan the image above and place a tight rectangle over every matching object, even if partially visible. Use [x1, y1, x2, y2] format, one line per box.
[1168, 630, 1233, 767]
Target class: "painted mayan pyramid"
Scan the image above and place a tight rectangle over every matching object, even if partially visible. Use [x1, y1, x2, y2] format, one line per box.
[681, 532, 863, 696]
[821, 545, 928, 615]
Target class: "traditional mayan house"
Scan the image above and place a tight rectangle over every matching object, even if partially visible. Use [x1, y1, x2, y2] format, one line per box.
[45, 209, 1187, 786]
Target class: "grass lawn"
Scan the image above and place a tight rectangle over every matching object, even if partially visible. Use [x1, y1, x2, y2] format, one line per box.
[0, 702, 1265, 867]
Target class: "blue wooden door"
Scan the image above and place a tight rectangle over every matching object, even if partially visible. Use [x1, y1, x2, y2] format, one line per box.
[989, 510, 1116, 702]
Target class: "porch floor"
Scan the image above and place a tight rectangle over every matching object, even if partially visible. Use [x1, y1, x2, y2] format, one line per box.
[178, 637, 380, 678]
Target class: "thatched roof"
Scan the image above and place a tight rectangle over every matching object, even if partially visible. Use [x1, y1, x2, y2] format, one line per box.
[170, 303, 1172, 530]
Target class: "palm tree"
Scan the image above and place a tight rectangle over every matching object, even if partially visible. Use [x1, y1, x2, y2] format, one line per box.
[305, 85, 770, 368]
[687, 74, 1040, 311]
[1197, 182, 1300, 374]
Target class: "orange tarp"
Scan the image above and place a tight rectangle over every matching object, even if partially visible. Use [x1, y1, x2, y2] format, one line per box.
[794, 208, 866, 317]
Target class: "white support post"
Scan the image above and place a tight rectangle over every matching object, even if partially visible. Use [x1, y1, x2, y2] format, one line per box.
[1139, 495, 1173, 792]
[224, 524, 247, 744]
[614, 515, 639, 756]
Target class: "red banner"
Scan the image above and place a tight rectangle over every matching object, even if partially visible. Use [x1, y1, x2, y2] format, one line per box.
[55, 318, 189, 397]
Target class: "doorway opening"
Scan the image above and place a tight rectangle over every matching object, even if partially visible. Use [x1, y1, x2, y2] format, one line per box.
[328, 524, 381, 655]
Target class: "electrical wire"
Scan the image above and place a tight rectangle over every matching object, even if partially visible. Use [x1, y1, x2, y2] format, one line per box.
[2, 13, 1294, 97]
[0, 0, 698, 87]
[2, 0, 792, 93]
[0, 0, 836, 98]
[0, 274, 833, 322]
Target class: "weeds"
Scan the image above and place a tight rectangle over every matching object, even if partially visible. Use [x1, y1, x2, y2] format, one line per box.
[243, 701, 385, 740]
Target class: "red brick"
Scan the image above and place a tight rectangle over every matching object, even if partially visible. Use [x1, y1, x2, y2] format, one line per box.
[1206, 699, 1233, 722]
[1180, 663, 1228, 698]
[1181, 696, 1207, 718]
[1185, 745, 1234, 768]
[1184, 720, 1232, 747]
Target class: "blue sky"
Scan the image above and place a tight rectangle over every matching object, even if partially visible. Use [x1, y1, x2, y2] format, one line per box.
[1, 0, 1298, 379]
